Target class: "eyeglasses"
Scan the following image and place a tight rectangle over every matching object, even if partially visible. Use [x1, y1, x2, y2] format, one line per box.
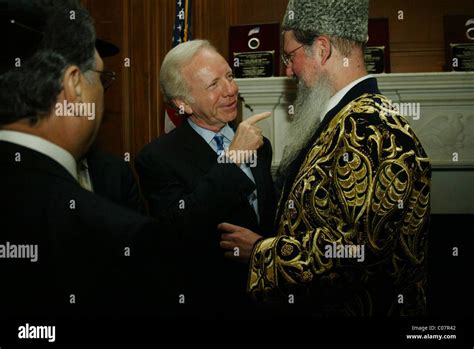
[92, 70, 116, 90]
[281, 45, 304, 66]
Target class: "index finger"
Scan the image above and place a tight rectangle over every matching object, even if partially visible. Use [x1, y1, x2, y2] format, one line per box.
[218, 222, 243, 233]
[243, 111, 272, 125]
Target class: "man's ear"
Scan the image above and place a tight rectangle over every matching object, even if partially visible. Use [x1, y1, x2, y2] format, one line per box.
[171, 97, 193, 115]
[62, 65, 82, 102]
[316, 36, 332, 65]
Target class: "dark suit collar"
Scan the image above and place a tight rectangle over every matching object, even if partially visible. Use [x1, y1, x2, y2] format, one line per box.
[178, 118, 265, 177]
[177, 119, 220, 173]
[302, 77, 380, 158]
[249, 148, 266, 222]
[323, 77, 380, 127]
[0, 141, 78, 184]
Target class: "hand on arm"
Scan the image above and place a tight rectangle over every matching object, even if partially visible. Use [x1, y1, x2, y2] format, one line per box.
[218, 222, 263, 264]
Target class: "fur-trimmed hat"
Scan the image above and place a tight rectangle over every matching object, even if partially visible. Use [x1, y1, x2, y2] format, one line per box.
[282, 0, 369, 42]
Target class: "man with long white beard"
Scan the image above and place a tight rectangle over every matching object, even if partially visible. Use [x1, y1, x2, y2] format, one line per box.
[220, 0, 431, 316]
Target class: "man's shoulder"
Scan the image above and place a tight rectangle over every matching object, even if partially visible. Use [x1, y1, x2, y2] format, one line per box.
[326, 93, 428, 161]
[2, 162, 152, 233]
[137, 124, 187, 161]
[346, 93, 388, 114]
[338, 93, 408, 127]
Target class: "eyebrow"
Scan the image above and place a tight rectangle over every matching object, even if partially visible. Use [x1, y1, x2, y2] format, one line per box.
[206, 77, 219, 88]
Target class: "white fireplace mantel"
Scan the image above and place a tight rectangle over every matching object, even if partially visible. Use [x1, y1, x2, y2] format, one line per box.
[237, 72, 474, 214]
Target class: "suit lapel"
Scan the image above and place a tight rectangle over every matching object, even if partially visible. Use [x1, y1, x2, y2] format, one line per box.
[250, 147, 266, 222]
[87, 155, 107, 195]
[179, 120, 219, 174]
[178, 121, 260, 225]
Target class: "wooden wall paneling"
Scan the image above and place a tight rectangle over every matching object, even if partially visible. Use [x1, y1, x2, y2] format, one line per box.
[232, 0, 287, 25]
[82, 0, 127, 157]
[148, 0, 160, 144]
[97, 2, 126, 157]
[127, 0, 176, 142]
[156, 0, 176, 136]
[370, 0, 474, 72]
[193, 0, 231, 59]
[122, 0, 131, 157]
[129, 0, 149, 157]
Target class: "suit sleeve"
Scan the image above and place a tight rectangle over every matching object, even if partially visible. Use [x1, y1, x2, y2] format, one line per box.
[120, 161, 146, 213]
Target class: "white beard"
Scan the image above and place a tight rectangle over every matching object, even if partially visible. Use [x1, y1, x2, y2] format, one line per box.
[278, 71, 335, 176]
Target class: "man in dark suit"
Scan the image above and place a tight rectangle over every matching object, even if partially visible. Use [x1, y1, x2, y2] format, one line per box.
[79, 148, 145, 213]
[135, 40, 276, 318]
[0, 0, 161, 319]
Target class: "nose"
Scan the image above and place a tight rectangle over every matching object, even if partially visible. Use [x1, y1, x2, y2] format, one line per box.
[223, 79, 237, 97]
[285, 63, 294, 78]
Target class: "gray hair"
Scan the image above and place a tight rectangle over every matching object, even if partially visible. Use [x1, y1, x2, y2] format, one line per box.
[160, 39, 216, 103]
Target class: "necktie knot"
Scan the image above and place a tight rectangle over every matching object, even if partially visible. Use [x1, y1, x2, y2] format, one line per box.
[214, 134, 225, 154]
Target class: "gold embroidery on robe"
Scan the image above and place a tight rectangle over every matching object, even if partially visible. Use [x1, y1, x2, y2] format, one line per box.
[248, 94, 430, 316]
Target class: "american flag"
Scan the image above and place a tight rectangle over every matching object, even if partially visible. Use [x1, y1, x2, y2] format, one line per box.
[164, 0, 192, 133]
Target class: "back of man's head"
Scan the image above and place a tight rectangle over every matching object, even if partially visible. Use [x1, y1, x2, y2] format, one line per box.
[0, 0, 96, 126]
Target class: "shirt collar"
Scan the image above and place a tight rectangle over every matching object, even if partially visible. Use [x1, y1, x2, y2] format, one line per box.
[322, 74, 373, 122]
[0, 130, 78, 180]
[187, 118, 234, 144]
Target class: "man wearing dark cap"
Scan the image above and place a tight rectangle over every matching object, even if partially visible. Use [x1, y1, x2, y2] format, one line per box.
[0, 0, 162, 318]
[220, 0, 431, 316]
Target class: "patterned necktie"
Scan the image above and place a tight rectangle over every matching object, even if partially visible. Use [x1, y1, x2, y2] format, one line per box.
[214, 134, 225, 155]
[213, 133, 259, 222]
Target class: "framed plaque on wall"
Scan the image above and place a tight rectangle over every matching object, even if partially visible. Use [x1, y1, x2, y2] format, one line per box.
[229, 23, 280, 78]
[444, 15, 474, 72]
[365, 18, 390, 74]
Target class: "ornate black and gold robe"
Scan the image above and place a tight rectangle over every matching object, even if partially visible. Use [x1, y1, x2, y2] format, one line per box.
[248, 78, 431, 316]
